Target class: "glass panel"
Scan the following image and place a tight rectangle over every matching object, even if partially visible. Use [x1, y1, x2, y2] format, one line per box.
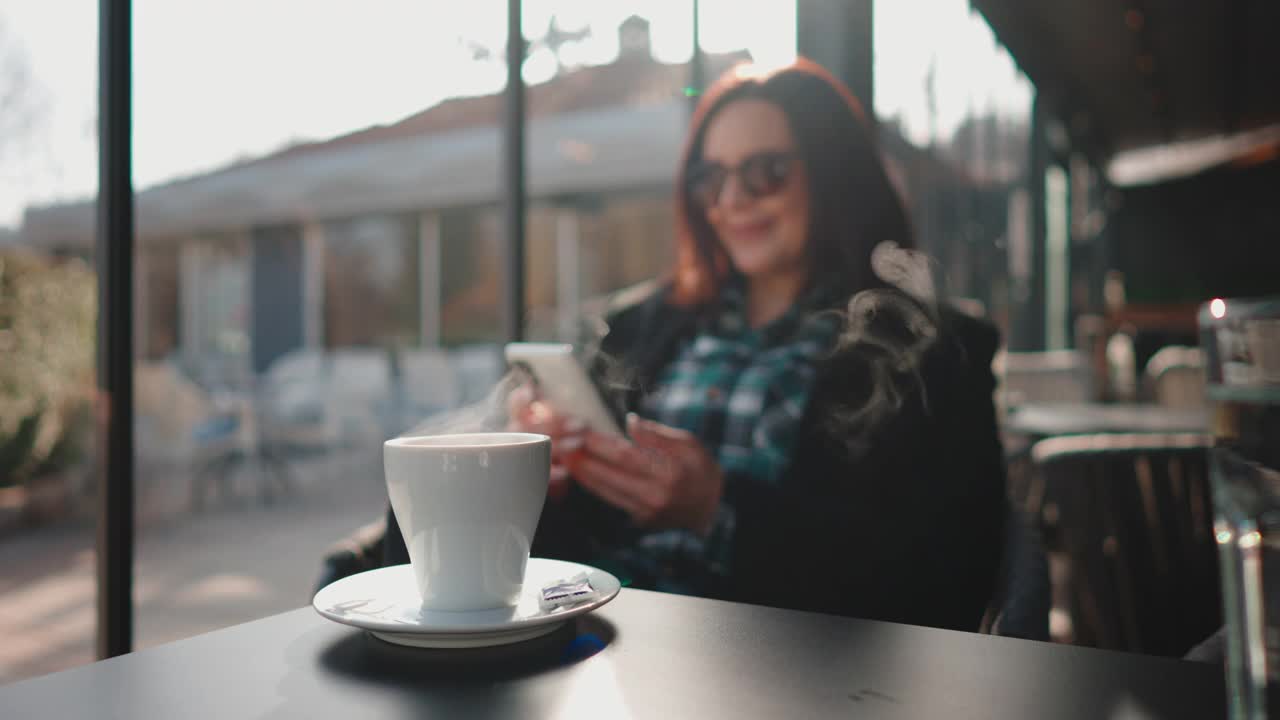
[177, 234, 252, 389]
[4, 0, 1054, 684]
[122, 1, 512, 659]
[0, 3, 99, 683]
[521, 2, 793, 345]
[321, 214, 420, 349]
[523, 206, 560, 342]
[440, 208, 502, 346]
[580, 194, 675, 300]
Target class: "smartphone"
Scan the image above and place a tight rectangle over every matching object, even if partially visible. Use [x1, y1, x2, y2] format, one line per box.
[503, 343, 624, 437]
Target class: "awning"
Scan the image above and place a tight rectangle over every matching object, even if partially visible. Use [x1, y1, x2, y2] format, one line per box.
[22, 102, 689, 248]
[972, 1, 1280, 165]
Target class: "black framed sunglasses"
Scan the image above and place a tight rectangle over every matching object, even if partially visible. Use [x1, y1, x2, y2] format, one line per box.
[687, 151, 797, 209]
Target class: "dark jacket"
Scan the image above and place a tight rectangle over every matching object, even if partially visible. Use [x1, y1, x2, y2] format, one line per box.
[581, 281, 1008, 632]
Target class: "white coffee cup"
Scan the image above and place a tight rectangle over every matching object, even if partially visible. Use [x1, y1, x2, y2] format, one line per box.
[384, 432, 551, 611]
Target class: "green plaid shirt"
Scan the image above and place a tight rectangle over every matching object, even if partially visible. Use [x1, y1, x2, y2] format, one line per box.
[628, 282, 841, 588]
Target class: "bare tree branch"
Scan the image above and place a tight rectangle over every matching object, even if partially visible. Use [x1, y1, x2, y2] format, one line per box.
[0, 18, 49, 166]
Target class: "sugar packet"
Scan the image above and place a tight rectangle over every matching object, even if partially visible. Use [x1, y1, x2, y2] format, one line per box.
[539, 571, 597, 611]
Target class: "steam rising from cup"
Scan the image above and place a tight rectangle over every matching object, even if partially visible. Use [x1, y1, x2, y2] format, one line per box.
[401, 371, 522, 439]
[822, 241, 944, 458]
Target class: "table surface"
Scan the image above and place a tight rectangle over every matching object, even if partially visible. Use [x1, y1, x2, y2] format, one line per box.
[1005, 402, 1209, 438]
[0, 589, 1225, 719]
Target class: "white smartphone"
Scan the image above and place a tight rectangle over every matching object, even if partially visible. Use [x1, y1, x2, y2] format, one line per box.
[504, 343, 624, 437]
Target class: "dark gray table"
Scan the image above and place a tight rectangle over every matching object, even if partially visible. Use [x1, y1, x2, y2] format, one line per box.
[0, 589, 1225, 719]
[1005, 402, 1208, 439]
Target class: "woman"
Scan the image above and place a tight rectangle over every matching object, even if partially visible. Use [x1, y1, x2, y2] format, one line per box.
[388, 59, 1008, 631]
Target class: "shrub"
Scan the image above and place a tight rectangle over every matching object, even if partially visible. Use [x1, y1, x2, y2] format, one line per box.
[0, 248, 96, 488]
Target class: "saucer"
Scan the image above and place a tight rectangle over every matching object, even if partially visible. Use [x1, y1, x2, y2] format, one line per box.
[312, 558, 621, 648]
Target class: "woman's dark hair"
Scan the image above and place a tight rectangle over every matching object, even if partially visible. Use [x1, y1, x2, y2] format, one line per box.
[671, 58, 914, 306]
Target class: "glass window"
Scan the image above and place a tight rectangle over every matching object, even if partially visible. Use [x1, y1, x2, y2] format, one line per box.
[124, 1, 524, 661]
[523, 205, 561, 342]
[580, 194, 675, 300]
[177, 234, 251, 389]
[440, 208, 502, 346]
[321, 214, 420, 349]
[4, 0, 799, 684]
[521, 1, 792, 346]
[138, 243, 180, 361]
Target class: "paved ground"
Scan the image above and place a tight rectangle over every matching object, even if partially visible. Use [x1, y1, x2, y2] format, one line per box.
[0, 448, 388, 686]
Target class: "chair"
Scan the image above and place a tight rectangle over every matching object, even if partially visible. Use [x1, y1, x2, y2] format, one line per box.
[135, 361, 258, 509]
[1144, 346, 1206, 409]
[253, 350, 339, 497]
[262, 348, 326, 388]
[1030, 432, 1220, 656]
[327, 349, 395, 443]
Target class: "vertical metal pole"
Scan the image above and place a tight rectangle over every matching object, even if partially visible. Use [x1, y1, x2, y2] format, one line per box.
[555, 210, 581, 342]
[418, 211, 442, 346]
[96, 0, 134, 659]
[502, 0, 527, 343]
[689, 0, 704, 113]
[796, 0, 874, 125]
[301, 222, 325, 349]
[1012, 93, 1049, 352]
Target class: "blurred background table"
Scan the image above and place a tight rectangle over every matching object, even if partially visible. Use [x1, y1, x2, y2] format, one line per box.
[1005, 402, 1208, 440]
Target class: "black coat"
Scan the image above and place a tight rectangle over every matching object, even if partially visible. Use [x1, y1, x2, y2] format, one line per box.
[582, 282, 1008, 632]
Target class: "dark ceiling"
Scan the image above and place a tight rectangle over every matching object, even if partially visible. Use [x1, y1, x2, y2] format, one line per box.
[971, 0, 1280, 160]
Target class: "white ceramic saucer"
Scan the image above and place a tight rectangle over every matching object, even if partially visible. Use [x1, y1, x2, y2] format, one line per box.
[312, 558, 621, 649]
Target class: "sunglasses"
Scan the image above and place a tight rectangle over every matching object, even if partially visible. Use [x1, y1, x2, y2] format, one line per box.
[687, 151, 797, 209]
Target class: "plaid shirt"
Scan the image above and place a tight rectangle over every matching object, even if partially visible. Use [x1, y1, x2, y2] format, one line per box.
[622, 282, 841, 590]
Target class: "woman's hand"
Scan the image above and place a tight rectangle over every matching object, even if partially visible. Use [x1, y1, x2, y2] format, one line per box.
[506, 384, 586, 500]
[572, 414, 724, 535]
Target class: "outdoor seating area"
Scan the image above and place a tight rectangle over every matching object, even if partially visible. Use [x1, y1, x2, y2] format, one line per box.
[133, 346, 505, 512]
[990, 333, 1222, 653]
